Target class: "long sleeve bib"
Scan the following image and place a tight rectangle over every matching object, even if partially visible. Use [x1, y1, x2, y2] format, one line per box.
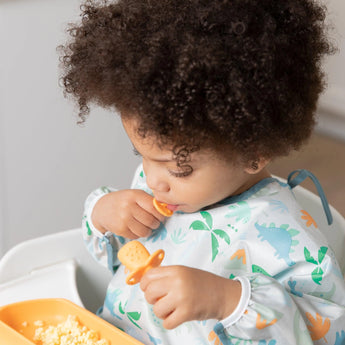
[82, 165, 345, 345]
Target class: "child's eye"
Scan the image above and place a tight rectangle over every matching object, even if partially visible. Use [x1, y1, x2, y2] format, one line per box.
[168, 169, 192, 178]
[133, 148, 142, 156]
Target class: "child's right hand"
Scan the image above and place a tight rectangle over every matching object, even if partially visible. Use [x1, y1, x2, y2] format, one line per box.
[91, 189, 165, 239]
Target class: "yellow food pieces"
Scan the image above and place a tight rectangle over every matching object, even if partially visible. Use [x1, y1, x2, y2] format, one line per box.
[33, 315, 108, 345]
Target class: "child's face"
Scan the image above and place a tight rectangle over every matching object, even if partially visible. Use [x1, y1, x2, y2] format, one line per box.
[123, 117, 268, 213]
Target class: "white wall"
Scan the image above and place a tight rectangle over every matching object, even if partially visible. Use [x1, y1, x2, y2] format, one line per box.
[316, 0, 345, 139]
[0, 0, 140, 257]
[0, 0, 344, 258]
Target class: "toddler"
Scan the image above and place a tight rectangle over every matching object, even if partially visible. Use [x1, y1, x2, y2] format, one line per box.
[60, 0, 345, 344]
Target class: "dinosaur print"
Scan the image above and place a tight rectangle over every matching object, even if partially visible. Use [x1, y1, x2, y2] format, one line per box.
[147, 225, 167, 242]
[208, 330, 221, 345]
[256, 313, 277, 329]
[255, 223, 298, 266]
[306, 312, 330, 342]
[83, 166, 345, 344]
[335, 331, 345, 345]
[258, 340, 277, 345]
[269, 199, 288, 214]
[293, 311, 314, 345]
[301, 210, 318, 228]
[252, 264, 272, 277]
[288, 280, 303, 298]
[226, 201, 252, 223]
[230, 249, 246, 264]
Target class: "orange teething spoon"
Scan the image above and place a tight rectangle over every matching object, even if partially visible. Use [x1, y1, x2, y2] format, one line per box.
[153, 198, 174, 217]
[118, 241, 165, 285]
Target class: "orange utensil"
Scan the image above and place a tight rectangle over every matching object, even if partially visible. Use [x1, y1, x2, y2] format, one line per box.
[153, 198, 174, 217]
[118, 241, 165, 285]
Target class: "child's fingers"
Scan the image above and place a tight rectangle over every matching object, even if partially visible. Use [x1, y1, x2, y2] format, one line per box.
[141, 276, 168, 304]
[162, 308, 185, 330]
[136, 193, 165, 223]
[127, 216, 152, 238]
[141, 276, 177, 322]
[145, 289, 193, 330]
[132, 203, 162, 230]
[152, 295, 175, 321]
[140, 266, 194, 329]
[149, 290, 185, 329]
[140, 266, 169, 291]
[122, 230, 139, 240]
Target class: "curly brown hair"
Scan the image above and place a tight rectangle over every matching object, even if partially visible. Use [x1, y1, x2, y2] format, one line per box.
[59, 0, 335, 163]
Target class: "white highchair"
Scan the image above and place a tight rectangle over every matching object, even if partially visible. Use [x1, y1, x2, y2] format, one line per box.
[0, 228, 112, 312]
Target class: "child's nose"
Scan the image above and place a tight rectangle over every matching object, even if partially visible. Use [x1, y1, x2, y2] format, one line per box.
[145, 171, 170, 193]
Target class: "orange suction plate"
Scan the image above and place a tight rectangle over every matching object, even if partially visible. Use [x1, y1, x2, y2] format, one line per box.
[0, 298, 144, 345]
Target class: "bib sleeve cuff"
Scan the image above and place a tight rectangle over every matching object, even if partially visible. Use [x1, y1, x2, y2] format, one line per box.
[220, 276, 251, 328]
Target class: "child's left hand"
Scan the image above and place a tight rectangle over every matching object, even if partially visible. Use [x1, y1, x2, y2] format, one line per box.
[140, 265, 242, 329]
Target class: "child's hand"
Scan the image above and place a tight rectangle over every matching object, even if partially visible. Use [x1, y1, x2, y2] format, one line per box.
[140, 266, 242, 329]
[91, 189, 165, 239]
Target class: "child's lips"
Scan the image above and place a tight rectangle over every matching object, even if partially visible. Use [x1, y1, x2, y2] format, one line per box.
[154, 197, 180, 211]
[166, 204, 179, 211]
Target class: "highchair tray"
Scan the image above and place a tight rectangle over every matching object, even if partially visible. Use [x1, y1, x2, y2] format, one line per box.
[0, 298, 144, 345]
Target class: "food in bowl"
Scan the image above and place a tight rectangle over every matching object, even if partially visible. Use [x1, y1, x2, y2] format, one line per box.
[33, 314, 108, 345]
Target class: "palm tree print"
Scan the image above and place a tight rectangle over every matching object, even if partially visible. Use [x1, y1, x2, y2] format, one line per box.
[189, 211, 230, 261]
[304, 246, 328, 285]
[119, 300, 142, 329]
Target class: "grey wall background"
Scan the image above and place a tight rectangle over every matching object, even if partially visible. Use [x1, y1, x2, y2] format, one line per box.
[0, 0, 140, 257]
[0, 0, 344, 258]
[316, 0, 345, 140]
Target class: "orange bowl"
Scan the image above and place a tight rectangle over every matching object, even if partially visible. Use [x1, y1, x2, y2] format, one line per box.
[0, 298, 144, 345]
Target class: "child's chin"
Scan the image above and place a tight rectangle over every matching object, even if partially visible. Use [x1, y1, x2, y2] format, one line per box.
[178, 205, 201, 214]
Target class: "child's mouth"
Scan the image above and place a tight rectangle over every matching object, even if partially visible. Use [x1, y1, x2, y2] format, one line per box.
[166, 204, 179, 211]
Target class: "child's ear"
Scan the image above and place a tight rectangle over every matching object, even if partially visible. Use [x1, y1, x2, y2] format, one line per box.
[244, 157, 271, 174]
